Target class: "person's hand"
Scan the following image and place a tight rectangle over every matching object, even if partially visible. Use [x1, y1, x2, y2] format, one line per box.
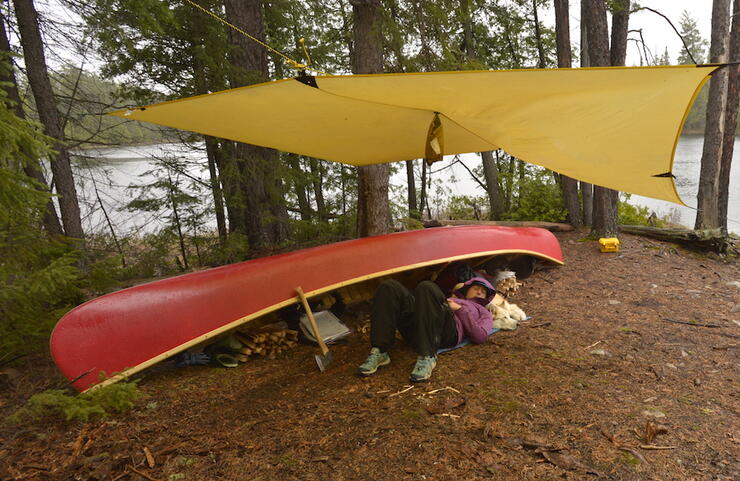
[447, 299, 462, 311]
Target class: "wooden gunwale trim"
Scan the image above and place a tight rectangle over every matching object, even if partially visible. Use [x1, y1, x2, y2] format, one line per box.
[85, 248, 562, 392]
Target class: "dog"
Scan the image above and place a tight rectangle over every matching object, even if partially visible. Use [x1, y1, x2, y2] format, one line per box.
[487, 294, 526, 330]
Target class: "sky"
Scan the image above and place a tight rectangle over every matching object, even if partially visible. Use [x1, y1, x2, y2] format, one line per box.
[547, 1, 715, 66]
[617, 1, 713, 66]
[34, 1, 716, 73]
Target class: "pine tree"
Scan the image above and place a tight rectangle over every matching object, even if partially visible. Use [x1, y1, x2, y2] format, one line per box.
[0, 65, 80, 353]
[13, 0, 84, 240]
[657, 47, 671, 65]
[677, 10, 708, 64]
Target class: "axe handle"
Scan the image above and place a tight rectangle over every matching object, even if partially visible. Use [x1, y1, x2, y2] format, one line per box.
[296, 287, 330, 356]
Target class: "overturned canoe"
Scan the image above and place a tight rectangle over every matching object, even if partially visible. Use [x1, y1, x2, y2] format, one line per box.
[51, 226, 563, 391]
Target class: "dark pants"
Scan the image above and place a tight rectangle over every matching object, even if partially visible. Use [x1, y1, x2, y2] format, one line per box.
[370, 280, 457, 357]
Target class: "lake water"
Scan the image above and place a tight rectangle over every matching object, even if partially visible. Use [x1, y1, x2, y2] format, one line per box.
[629, 135, 740, 233]
[71, 135, 739, 236]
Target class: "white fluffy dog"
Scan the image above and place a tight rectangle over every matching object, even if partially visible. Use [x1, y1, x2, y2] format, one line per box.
[487, 295, 527, 330]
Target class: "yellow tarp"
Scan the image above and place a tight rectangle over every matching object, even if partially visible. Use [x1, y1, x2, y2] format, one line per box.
[111, 65, 717, 205]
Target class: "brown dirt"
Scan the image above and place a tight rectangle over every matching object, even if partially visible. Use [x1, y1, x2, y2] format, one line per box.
[1, 231, 739, 481]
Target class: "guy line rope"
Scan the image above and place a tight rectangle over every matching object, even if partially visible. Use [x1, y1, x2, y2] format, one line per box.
[183, 0, 330, 76]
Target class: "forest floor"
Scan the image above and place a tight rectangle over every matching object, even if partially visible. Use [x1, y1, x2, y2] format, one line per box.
[1, 230, 739, 481]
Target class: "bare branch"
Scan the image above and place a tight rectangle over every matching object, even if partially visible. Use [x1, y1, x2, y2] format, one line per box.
[632, 6, 697, 64]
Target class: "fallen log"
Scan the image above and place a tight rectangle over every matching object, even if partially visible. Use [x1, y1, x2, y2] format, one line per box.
[424, 219, 574, 232]
[619, 226, 736, 254]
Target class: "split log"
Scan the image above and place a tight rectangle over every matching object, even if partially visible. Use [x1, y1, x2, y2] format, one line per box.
[424, 219, 574, 232]
[233, 327, 299, 360]
[619, 225, 737, 254]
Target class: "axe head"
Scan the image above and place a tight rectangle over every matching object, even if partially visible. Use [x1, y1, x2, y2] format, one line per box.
[314, 351, 333, 372]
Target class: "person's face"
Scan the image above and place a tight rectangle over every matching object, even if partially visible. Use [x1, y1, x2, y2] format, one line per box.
[465, 284, 487, 300]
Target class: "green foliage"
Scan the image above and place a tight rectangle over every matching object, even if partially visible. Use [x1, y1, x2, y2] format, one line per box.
[383, 0, 556, 73]
[0, 64, 82, 353]
[503, 168, 566, 222]
[80, 253, 126, 295]
[0, 252, 80, 352]
[656, 47, 671, 66]
[30, 65, 173, 147]
[8, 381, 141, 424]
[80, 0, 229, 98]
[398, 216, 425, 231]
[618, 194, 667, 227]
[119, 230, 182, 278]
[288, 218, 352, 247]
[683, 83, 709, 134]
[675, 9, 738, 134]
[676, 10, 707, 65]
[125, 154, 209, 271]
[444, 194, 486, 220]
[199, 232, 249, 265]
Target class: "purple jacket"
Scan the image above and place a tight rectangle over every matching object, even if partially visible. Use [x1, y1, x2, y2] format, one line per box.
[450, 277, 495, 345]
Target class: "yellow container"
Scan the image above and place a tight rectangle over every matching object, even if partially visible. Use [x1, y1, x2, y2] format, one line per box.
[598, 237, 620, 252]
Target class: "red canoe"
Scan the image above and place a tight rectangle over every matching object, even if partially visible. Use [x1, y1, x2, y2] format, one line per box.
[51, 226, 564, 391]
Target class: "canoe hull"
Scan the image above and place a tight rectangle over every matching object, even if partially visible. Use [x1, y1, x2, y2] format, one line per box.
[51, 226, 563, 391]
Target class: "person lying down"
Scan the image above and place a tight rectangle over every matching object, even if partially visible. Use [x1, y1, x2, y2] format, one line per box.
[357, 277, 495, 383]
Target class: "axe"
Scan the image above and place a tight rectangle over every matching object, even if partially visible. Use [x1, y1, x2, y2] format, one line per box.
[296, 287, 333, 371]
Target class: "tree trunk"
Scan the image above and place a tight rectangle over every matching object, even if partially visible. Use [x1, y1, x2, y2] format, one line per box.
[717, 0, 739, 233]
[419, 159, 428, 218]
[583, 0, 610, 66]
[309, 158, 327, 222]
[554, 0, 572, 68]
[620, 225, 734, 254]
[217, 141, 244, 233]
[580, 182, 593, 225]
[584, 0, 618, 237]
[460, 0, 474, 61]
[609, 0, 630, 66]
[0, 12, 62, 236]
[204, 137, 228, 243]
[425, 167, 433, 219]
[505, 154, 515, 211]
[695, 0, 731, 229]
[532, 0, 547, 68]
[269, 176, 290, 242]
[169, 175, 189, 271]
[480, 150, 504, 220]
[224, 0, 288, 246]
[406, 160, 419, 218]
[352, 0, 390, 237]
[592, 188, 617, 238]
[13, 0, 83, 240]
[189, 5, 227, 244]
[553, 0, 582, 227]
[411, 0, 435, 70]
[286, 154, 312, 221]
[579, 0, 593, 225]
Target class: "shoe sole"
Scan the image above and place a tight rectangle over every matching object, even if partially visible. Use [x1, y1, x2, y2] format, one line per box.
[356, 358, 391, 377]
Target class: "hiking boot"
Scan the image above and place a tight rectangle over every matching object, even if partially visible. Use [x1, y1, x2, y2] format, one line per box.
[409, 355, 437, 383]
[357, 348, 390, 376]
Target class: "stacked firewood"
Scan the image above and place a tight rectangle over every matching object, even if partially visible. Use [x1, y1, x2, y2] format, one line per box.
[493, 271, 521, 297]
[233, 327, 299, 361]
